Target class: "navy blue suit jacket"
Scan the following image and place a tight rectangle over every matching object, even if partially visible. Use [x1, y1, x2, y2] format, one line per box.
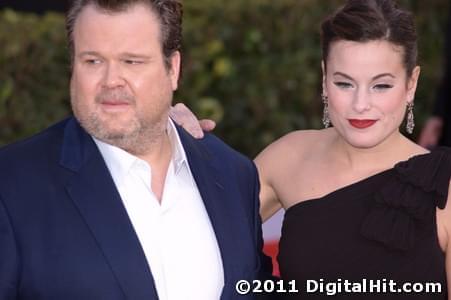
[0, 117, 271, 299]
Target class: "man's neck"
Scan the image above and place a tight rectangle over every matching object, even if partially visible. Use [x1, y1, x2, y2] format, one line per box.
[140, 132, 173, 203]
[136, 129, 172, 165]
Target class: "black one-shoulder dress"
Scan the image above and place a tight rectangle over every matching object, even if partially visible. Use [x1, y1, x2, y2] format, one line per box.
[278, 148, 451, 299]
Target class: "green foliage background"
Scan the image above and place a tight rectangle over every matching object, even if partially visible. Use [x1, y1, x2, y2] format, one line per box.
[0, 0, 449, 157]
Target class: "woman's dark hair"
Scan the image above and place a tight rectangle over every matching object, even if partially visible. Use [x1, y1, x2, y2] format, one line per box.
[321, 0, 417, 76]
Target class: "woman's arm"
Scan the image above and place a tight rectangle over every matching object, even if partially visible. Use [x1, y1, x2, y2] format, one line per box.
[169, 103, 284, 222]
[169, 103, 216, 138]
[255, 147, 283, 222]
[437, 182, 451, 298]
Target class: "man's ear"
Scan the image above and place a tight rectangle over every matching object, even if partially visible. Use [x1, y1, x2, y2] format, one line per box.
[169, 51, 181, 91]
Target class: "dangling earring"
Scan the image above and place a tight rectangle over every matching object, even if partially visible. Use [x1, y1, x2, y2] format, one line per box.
[322, 93, 330, 128]
[406, 101, 414, 134]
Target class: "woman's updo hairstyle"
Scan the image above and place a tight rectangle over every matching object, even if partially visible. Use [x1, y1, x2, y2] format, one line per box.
[321, 0, 418, 77]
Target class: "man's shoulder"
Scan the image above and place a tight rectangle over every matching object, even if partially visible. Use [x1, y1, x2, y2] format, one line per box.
[175, 127, 257, 182]
[191, 130, 254, 167]
[0, 118, 70, 166]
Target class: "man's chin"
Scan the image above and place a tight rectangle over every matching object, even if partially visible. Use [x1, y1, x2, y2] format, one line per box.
[96, 128, 138, 141]
[95, 117, 138, 133]
[83, 121, 138, 143]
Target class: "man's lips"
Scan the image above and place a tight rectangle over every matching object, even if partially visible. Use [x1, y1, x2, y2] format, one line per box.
[100, 101, 130, 106]
[348, 119, 377, 129]
[99, 100, 132, 112]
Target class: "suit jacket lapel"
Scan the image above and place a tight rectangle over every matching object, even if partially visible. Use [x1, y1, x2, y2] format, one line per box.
[176, 126, 237, 298]
[60, 118, 159, 300]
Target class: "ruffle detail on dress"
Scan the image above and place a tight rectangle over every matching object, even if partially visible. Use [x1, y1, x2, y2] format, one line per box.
[360, 147, 451, 251]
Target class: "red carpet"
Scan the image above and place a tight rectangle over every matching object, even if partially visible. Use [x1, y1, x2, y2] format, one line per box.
[263, 241, 280, 276]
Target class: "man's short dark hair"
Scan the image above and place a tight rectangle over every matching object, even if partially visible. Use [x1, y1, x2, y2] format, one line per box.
[66, 0, 182, 69]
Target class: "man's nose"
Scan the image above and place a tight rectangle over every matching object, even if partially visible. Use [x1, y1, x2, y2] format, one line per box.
[102, 62, 125, 88]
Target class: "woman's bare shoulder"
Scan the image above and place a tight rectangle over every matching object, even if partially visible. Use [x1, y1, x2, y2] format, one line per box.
[255, 128, 334, 179]
[257, 128, 332, 158]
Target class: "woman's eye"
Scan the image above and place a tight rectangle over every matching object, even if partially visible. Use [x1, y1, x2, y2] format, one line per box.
[334, 82, 353, 89]
[373, 84, 393, 91]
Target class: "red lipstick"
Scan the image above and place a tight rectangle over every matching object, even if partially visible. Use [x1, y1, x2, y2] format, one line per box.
[348, 119, 377, 129]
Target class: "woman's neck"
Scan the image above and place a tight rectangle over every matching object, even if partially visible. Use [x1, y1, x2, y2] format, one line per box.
[330, 129, 420, 172]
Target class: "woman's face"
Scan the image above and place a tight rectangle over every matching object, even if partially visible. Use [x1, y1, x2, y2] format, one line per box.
[323, 39, 420, 148]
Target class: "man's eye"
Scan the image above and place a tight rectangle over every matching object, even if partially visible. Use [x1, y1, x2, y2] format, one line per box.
[334, 81, 353, 89]
[124, 60, 143, 65]
[85, 59, 101, 65]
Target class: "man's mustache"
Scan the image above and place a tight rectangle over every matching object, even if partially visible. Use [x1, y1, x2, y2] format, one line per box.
[95, 89, 135, 104]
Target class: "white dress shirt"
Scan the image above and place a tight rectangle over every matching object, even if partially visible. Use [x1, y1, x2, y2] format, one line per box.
[93, 119, 224, 300]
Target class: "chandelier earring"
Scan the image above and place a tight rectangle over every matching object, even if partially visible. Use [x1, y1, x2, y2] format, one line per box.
[406, 101, 414, 134]
[322, 93, 330, 128]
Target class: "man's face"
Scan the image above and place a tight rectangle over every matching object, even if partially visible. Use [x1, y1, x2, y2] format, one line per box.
[70, 3, 180, 153]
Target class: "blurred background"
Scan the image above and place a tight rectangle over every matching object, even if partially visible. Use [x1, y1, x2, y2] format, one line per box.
[1, 0, 450, 275]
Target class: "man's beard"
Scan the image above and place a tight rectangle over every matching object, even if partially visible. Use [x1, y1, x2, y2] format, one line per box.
[71, 88, 167, 155]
